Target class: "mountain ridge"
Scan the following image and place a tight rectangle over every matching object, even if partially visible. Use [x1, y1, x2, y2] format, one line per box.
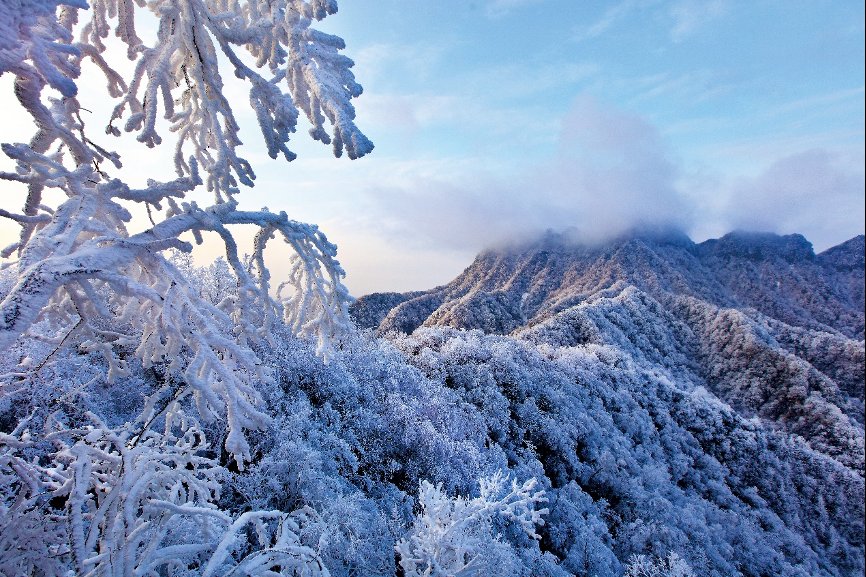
[351, 230, 866, 472]
[352, 230, 864, 339]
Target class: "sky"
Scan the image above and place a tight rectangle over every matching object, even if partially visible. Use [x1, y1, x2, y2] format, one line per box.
[1, 0, 864, 296]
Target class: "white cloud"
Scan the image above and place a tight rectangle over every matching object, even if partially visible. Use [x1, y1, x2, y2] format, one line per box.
[628, 69, 732, 105]
[461, 60, 599, 101]
[542, 95, 692, 242]
[352, 42, 448, 86]
[669, 0, 728, 42]
[571, 0, 728, 43]
[572, 0, 644, 42]
[768, 87, 866, 120]
[360, 96, 693, 251]
[353, 95, 866, 282]
[722, 149, 865, 251]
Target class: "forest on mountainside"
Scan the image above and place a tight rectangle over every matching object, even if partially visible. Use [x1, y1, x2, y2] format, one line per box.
[3, 231, 864, 576]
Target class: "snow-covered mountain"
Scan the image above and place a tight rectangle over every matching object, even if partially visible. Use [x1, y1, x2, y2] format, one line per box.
[353, 229, 863, 339]
[353, 230, 865, 470]
[343, 230, 864, 575]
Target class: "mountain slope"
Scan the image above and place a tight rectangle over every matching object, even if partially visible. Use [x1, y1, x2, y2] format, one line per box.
[352, 231, 866, 472]
[4, 230, 863, 576]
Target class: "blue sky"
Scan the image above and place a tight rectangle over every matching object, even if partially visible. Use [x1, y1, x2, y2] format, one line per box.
[296, 0, 864, 294]
[1, 0, 864, 295]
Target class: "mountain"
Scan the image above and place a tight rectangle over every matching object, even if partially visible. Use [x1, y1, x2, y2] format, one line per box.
[353, 230, 866, 471]
[342, 229, 864, 576]
[353, 230, 864, 340]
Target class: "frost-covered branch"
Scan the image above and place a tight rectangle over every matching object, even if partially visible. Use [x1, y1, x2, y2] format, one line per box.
[1, 1, 369, 574]
[1, 0, 366, 365]
[90, 0, 373, 201]
[3, 0, 373, 201]
[396, 471, 549, 577]
[0, 146, 352, 462]
[0, 407, 330, 576]
[624, 552, 697, 577]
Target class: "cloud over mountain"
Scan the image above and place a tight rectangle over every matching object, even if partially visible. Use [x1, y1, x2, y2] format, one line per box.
[365, 96, 693, 250]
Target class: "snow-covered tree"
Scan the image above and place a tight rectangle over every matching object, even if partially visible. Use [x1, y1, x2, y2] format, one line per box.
[624, 552, 696, 577]
[1, 0, 370, 573]
[0, 0, 371, 461]
[396, 472, 548, 577]
[2, 4, 863, 577]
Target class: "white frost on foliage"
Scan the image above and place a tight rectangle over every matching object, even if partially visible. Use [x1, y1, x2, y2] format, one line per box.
[1, 256, 863, 576]
[0, 145, 351, 463]
[396, 471, 548, 577]
[1, 0, 368, 574]
[0, 407, 330, 577]
[2, 2, 863, 577]
[0, 0, 364, 463]
[91, 0, 374, 200]
[624, 552, 697, 577]
[0, 0, 87, 97]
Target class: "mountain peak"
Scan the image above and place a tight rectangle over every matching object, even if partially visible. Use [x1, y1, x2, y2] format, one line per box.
[819, 235, 865, 271]
[612, 225, 695, 249]
[510, 225, 695, 253]
[697, 231, 815, 262]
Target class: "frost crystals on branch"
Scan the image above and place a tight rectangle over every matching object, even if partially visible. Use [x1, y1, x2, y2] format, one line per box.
[1, 0, 368, 574]
[1, 0, 369, 459]
[0, 406, 331, 576]
[624, 552, 697, 577]
[396, 472, 549, 577]
[92, 0, 375, 201]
